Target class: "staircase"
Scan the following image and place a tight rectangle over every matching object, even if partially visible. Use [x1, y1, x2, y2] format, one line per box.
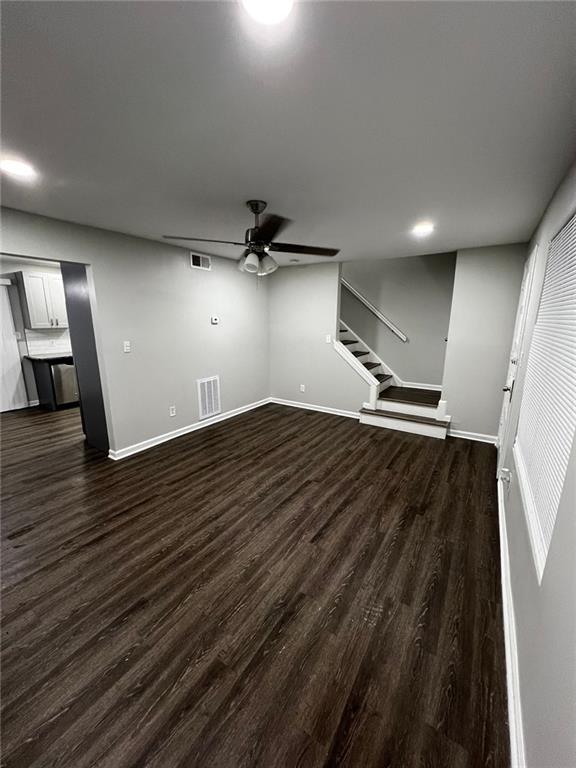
[337, 323, 450, 439]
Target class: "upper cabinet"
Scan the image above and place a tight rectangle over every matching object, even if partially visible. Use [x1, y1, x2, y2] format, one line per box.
[46, 274, 68, 328]
[17, 271, 69, 330]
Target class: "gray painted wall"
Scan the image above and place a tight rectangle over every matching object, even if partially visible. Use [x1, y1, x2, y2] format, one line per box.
[268, 263, 367, 412]
[341, 253, 456, 385]
[1, 207, 270, 451]
[441, 244, 526, 436]
[502, 164, 576, 768]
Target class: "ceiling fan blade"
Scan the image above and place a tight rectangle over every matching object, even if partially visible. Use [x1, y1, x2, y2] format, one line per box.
[257, 214, 291, 243]
[269, 242, 339, 257]
[163, 236, 245, 245]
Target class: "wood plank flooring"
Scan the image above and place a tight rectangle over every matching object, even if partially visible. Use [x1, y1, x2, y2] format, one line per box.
[0, 404, 509, 767]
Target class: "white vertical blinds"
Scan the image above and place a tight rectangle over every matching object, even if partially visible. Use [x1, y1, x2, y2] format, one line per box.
[514, 211, 576, 580]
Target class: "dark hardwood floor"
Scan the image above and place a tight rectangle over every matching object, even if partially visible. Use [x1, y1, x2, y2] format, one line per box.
[0, 404, 509, 767]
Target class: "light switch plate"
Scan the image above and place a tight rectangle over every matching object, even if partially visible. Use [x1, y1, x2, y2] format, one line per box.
[123, 341, 131, 353]
[210, 316, 220, 325]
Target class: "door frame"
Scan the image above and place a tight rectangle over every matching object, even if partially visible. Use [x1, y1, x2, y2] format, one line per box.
[60, 262, 109, 453]
[1, 251, 110, 453]
[0, 282, 29, 412]
[496, 244, 538, 471]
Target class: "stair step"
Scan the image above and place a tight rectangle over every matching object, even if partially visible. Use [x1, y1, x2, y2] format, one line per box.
[359, 407, 449, 439]
[341, 339, 357, 345]
[363, 362, 380, 370]
[360, 408, 449, 427]
[352, 350, 369, 357]
[378, 386, 441, 407]
[375, 373, 393, 383]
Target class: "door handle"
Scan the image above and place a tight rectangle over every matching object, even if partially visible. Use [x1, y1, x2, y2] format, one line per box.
[56, 318, 59, 326]
[50, 318, 54, 326]
[503, 386, 511, 392]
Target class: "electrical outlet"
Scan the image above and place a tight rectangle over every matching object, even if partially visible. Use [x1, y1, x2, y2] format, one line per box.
[123, 340, 131, 353]
[169, 405, 176, 417]
[325, 334, 332, 344]
[300, 384, 306, 393]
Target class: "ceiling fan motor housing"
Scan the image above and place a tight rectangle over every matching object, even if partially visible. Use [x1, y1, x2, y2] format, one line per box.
[245, 227, 269, 253]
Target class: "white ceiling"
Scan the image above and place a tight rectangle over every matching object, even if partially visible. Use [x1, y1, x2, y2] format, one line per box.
[2, 1, 575, 264]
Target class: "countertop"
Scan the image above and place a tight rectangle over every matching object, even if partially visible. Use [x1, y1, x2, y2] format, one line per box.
[24, 354, 74, 363]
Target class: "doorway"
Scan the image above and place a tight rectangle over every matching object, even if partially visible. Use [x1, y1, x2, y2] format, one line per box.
[0, 253, 109, 453]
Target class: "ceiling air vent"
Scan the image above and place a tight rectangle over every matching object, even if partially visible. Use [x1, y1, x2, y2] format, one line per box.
[197, 375, 221, 420]
[190, 253, 211, 271]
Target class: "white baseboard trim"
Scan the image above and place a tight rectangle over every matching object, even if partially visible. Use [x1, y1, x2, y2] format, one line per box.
[448, 428, 497, 444]
[269, 397, 359, 420]
[109, 397, 362, 460]
[497, 479, 527, 768]
[1, 401, 29, 412]
[29, 399, 40, 407]
[109, 398, 272, 460]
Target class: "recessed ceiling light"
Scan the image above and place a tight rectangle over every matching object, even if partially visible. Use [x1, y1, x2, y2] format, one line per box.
[241, 0, 293, 25]
[411, 220, 435, 238]
[0, 156, 38, 182]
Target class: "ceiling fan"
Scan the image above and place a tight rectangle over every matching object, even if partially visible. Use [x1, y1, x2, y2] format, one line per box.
[163, 200, 339, 276]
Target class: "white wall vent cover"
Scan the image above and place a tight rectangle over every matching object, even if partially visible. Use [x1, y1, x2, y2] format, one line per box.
[190, 253, 211, 271]
[513, 211, 576, 582]
[197, 375, 221, 419]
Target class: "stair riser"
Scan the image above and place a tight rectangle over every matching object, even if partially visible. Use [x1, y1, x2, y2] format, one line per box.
[375, 400, 441, 419]
[359, 412, 447, 439]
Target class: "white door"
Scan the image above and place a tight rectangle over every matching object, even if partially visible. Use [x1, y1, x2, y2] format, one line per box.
[1, 286, 28, 412]
[497, 245, 537, 470]
[47, 274, 69, 328]
[23, 272, 52, 328]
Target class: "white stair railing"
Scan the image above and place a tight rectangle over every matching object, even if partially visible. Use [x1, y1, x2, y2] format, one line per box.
[341, 278, 408, 343]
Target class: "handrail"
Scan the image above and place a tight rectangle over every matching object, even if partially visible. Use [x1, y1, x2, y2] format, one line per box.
[340, 278, 408, 342]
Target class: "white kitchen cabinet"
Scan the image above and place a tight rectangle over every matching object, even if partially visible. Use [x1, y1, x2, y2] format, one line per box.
[17, 271, 69, 330]
[46, 274, 68, 328]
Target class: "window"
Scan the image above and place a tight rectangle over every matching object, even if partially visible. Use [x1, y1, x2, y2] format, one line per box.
[513, 212, 576, 582]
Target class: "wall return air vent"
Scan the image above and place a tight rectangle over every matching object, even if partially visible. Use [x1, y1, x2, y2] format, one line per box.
[190, 253, 212, 271]
[197, 375, 221, 420]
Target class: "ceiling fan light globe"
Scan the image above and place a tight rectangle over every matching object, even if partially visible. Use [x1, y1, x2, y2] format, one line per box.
[237, 254, 247, 272]
[258, 253, 278, 276]
[244, 251, 260, 273]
